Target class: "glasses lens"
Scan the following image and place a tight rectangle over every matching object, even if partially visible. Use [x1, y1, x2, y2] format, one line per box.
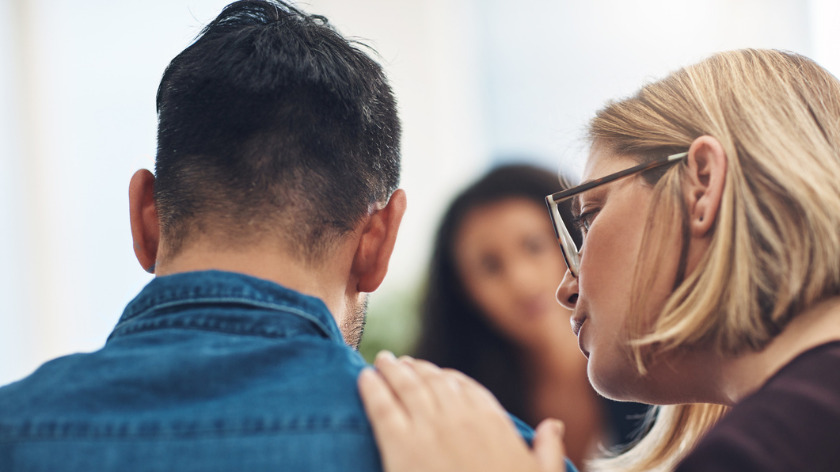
[557, 199, 583, 250]
[547, 197, 581, 277]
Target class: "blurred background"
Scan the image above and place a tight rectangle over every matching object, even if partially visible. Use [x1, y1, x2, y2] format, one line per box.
[1, 0, 838, 384]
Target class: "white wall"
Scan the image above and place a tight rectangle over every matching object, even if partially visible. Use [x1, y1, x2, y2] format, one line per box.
[1, 0, 837, 384]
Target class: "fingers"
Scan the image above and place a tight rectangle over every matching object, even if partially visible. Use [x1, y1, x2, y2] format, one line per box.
[372, 352, 514, 434]
[403, 357, 463, 405]
[358, 367, 409, 435]
[359, 352, 555, 472]
[533, 419, 568, 472]
[371, 351, 440, 416]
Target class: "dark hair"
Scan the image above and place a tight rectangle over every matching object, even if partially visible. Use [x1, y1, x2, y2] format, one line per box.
[154, 0, 400, 261]
[413, 163, 578, 425]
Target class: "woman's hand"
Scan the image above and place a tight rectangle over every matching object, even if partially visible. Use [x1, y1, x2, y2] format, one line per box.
[358, 351, 568, 472]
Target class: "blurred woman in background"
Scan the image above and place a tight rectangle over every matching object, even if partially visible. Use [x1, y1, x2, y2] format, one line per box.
[414, 164, 643, 468]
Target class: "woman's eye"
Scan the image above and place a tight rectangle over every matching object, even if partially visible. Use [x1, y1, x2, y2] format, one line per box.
[479, 256, 501, 275]
[523, 235, 549, 254]
[572, 210, 599, 235]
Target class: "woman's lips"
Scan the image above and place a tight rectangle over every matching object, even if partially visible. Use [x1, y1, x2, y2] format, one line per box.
[570, 315, 590, 358]
[570, 314, 586, 336]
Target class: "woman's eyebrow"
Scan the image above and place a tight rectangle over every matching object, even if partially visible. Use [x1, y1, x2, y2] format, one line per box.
[574, 186, 610, 216]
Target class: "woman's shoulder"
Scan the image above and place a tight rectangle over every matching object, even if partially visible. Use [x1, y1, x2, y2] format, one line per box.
[763, 340, 840, 390]
[676, 341, 840, 471]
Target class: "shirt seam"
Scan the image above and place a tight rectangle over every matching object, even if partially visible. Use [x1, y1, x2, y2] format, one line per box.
[111, 297, 336, 341]
[0, 419, 372, 440]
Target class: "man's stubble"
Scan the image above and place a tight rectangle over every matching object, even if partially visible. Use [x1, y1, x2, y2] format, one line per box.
[341, 293, 368, 350]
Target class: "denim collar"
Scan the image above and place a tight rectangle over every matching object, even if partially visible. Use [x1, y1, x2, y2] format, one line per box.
[108, 270, 344, 344]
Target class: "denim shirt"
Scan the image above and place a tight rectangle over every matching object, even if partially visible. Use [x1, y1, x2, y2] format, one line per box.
[0, 271, 568, 472]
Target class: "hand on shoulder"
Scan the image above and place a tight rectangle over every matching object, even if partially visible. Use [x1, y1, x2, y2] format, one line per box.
[358, 351, 568, 472]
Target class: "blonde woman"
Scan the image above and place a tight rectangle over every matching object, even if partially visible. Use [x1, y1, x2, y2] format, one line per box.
[357, 49, 840, 472]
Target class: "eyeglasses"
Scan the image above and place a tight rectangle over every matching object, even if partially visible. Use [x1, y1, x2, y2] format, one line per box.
[545, 151, 688, 278]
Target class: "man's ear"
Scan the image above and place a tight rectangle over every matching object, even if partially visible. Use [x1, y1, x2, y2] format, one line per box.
[129, 169, 160, 273]
[684, 135, 727, 237]
[351, 189, 407, 293]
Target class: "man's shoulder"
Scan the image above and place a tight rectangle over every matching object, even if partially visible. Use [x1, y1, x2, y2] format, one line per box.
[0, 332, 371, 416]
[0, 339, 381, 471]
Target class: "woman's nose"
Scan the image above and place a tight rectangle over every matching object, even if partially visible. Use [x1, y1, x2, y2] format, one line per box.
[555, 269, 579, 310]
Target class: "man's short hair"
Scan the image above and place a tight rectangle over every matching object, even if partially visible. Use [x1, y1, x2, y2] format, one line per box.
[154, 0, 400, 262]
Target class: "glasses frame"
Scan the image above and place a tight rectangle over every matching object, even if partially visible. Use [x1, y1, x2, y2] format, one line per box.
[545, 151, 688, 278]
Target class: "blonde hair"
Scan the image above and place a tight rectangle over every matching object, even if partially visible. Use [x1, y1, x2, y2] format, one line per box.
[586, 49, 840, 471]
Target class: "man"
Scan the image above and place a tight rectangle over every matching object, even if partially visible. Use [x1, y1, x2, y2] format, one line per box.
[0, 1, 406, 470]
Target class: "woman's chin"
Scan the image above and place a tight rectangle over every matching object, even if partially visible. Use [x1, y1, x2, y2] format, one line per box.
[588, 357, 644, 402]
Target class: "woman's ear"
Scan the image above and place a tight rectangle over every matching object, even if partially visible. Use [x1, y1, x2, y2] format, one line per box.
[128, 169, 160, 273]
[684, 136, 728, 237]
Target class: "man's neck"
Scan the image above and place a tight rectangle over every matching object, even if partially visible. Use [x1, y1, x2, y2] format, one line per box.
[153, 240, 354, 322]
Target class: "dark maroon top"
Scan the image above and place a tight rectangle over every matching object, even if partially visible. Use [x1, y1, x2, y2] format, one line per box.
[677, 341, 840, 471]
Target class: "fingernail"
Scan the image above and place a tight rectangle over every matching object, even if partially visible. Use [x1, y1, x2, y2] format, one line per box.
[359, 367, 375, 380]
[376, 350, 397, 363]
[537, 419, 565, 437]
